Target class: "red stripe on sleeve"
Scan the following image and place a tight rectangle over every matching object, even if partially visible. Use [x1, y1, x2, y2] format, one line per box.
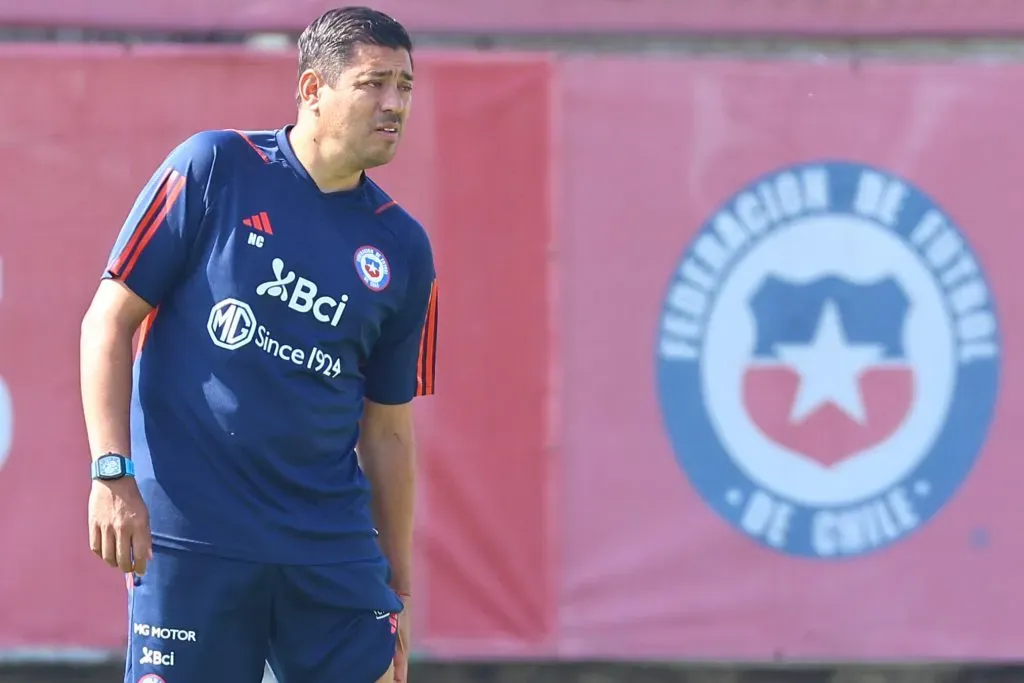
[109, 168, 175, 277]
[415, 280, 438, 397]
[115, 171, 187, 281]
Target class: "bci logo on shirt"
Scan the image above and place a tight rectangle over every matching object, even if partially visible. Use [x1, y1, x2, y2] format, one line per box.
[256, 258, 350, 327]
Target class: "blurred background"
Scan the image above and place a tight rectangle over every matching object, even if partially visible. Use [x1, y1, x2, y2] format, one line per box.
[1, 0, 1023, 682]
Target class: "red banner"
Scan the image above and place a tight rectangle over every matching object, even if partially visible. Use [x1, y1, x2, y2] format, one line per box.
[556, 57, 1020, 661]
[0, 45, 298, 652]
[4, 0, 1024, 35]
[2, 46, 1024, 663]
[0, 46, 555, 656]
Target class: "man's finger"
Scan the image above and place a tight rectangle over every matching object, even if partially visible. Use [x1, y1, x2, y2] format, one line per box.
[132, 525, 153, 576]
[89, 523, 102, 555]
[394, 653, 407, 683]
[101, 525, 119, 568]
[115, 525, 134, 572]
[394, 628, 408, 683]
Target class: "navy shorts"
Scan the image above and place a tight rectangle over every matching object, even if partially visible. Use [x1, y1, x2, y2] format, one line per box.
[124, 546, 402, 683]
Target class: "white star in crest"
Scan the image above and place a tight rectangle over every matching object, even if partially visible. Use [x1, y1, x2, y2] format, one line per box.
[774, 300, 885, 424]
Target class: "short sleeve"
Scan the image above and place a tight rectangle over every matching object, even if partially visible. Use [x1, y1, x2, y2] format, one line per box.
[363, 240, 438, 405]
[103, 132, 216, 307]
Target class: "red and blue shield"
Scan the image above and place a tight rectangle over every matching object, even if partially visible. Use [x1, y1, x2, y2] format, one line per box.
[743, 276, 914, 468]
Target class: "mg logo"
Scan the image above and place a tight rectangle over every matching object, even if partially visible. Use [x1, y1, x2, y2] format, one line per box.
[133, 623, 197, 642]
[207, 298, 257, 350]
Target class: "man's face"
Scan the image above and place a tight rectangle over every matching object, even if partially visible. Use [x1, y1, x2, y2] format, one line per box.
[314, 43, 413, 172]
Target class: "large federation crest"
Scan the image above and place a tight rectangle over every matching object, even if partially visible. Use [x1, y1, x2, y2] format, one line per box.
[655, 161, 1001, 559]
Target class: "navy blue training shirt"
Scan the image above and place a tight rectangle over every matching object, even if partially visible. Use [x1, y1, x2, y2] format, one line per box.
[102, 126, 438, 569]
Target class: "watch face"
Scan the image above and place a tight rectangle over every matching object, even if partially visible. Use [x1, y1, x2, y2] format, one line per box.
[97, 457, 122, 478]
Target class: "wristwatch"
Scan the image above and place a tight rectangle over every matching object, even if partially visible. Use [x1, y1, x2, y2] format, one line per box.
[91, 453, 135, 481]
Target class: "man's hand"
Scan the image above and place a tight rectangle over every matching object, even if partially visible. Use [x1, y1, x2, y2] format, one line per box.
[394, 594, 411, 683]
[88, 478, 152, 575]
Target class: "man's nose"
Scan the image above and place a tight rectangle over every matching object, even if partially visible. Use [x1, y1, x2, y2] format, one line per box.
[380, 84, 405, 113]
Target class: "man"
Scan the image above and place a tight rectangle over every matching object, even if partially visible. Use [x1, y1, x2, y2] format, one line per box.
[80, 7, 436, 683]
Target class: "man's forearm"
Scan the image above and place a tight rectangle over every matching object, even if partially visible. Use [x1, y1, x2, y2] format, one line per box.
[80, 315, 136, 460]
[359, 437, 415, 595]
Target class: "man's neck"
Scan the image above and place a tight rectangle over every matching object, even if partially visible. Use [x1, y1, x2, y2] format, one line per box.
[288, 123, 363, 193]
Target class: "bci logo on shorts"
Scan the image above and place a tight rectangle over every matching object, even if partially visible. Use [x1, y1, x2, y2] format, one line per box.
[139, 647, 175, 667]
[655, 160, 1001, 560]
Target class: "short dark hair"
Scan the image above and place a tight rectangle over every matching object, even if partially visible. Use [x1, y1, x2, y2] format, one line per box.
[297, 7, 413, 85]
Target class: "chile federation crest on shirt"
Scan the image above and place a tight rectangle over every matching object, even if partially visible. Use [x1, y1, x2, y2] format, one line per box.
[655, 161, 1001, 559]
